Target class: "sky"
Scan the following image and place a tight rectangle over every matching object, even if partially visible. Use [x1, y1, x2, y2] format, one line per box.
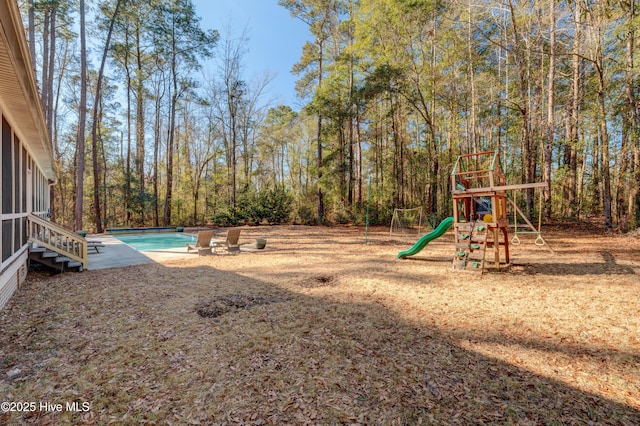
[191, 0, 311, 109]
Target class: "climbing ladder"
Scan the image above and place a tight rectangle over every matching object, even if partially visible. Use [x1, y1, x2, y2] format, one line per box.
[453, 221, 489, 273]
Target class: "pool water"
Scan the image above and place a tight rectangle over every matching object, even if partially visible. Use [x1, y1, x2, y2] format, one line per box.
[115, 233, 197, 251]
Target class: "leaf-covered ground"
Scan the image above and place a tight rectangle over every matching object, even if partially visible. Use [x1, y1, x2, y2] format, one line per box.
[1, 224, 639, 425]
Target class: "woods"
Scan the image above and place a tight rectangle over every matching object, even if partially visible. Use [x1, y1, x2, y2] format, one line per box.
[22, 0, 640, 231]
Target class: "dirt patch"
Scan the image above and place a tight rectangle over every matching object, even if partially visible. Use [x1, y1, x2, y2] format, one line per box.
[196, 294, 289, 318]
[295, 274, 337, 288]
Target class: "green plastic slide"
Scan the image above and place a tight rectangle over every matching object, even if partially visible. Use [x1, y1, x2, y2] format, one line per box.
[397, 216, 454, 259]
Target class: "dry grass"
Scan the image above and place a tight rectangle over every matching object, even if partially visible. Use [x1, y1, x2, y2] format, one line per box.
[1, 224, 639, 425]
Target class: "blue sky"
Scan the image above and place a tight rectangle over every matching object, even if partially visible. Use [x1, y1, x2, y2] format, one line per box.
[192, 0, 311, 109]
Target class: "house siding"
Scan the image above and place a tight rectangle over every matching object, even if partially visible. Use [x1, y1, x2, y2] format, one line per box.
[0, 249, 26, 310]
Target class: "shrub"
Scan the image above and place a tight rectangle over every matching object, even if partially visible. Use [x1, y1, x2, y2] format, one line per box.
[256, 187, 294, 224]
[211, 210, 240, 227]
[334, 209, 352, 225]
[212, 187, 294, 226]
[236, 190, 260, 225]
[294, 205, 317, 225]
[366, 204, 394, 226]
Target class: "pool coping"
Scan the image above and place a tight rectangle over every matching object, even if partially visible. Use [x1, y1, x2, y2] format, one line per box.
[105, 226, 179, 234]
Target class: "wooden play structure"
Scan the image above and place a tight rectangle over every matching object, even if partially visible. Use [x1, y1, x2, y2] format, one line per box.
[451, 150, 547, 273]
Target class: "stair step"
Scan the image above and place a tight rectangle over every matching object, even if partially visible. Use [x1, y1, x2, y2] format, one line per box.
[29, 247, 84, 273]
[67, 261, 83, 271]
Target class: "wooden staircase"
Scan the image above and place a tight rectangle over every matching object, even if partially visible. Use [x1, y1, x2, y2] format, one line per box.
[27, 214, 87, 273]
[453, 221, 488, 273]
[28, 244, 83, 272]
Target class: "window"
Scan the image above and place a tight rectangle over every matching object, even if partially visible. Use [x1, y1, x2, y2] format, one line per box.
[2, 116, 11, 215]
[13, 136, 19, 214]
[31, 158, 35, 211]
[13, 217, 20, 251]
[22, 147, 27, 212]
[2, 219, 11, 262]
[21, 217, 26, 247]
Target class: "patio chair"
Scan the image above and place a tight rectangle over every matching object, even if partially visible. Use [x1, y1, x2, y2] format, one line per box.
[186, 230, 214, 256]
[212, 228, 242, 254]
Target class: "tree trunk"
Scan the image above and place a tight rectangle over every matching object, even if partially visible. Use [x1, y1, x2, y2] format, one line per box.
[596, 67, 612, 228]
[228, 85, 238, 207]
[47, 10, 55, 136]
[316, 38, 324, 223]
[164, 24, 178, 226]
[41, 10, 49, 126]
[28, 0, 35, 66]
[356, 111, 362, 205]
[100, 118, 108, 228]
[74, 0, 87, 231]
[135, 23, 146, 222]
[623, 0, 640, 226]
[468, 0, 477, 154]
[91, 0, 123, 234]
[124, 27, 132, 227]
[563, 1, 582, 219]
[543, 0, 556, 221]
[588, 1, 612, 228]
[508, 0, 534, 217]
[153, 79, 163, 227]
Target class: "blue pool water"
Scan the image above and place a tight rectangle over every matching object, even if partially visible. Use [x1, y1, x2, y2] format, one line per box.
[115, 233, 197, 251]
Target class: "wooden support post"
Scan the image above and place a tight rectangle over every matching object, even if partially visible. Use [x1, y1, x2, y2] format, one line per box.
[453, 198, 459, 222]
[492, 227, 500, 268]
[491, 195, 498, 222]
[501, 226, 510, 264]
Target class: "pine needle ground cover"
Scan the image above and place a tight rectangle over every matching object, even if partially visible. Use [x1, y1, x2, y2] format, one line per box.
[1, 225, 639, 425]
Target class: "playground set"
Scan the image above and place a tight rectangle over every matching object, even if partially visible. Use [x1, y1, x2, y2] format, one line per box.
[398, 150, 548, 273]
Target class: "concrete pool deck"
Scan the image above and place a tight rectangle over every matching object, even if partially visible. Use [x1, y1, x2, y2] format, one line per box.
[87, 234, 202, 270]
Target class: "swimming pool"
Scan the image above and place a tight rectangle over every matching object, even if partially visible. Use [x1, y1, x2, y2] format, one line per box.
[115, 232, 197, 251]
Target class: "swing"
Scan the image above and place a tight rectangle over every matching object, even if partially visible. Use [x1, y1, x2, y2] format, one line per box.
[510, 188, 546, 247]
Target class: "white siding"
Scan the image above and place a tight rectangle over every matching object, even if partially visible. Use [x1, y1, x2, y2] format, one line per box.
[0, 250, 26, 310]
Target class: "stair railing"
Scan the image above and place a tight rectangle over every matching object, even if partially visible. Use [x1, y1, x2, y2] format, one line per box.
[27, 213, 88, 269]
